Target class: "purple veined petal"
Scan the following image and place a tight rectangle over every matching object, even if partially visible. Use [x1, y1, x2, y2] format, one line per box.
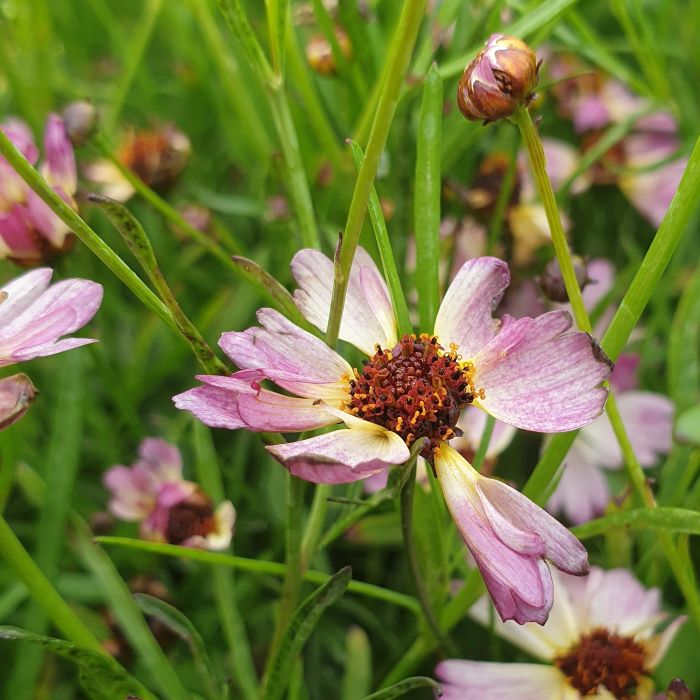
[219, 307, 352, 399]
[25, 186, 75, 248]
[473, 310, 611, 433]
[11, 337, 97, 363]
[476, 475, 589, 575]
[291, 247, 397, 355]
[434, 257, 510, 358]
[237, 390, 340, 432]
[452, 406, 517, 460]
[434, 445, 551, 620]
[266, 424, 410, 484]
[436, 660, 569, 700]
[173, 384, 247, 430]
[546, 443, 611, 525]
[103, 465, 158, 520]
[137, 437, 183, 483]
[0, 268, 53, 325]
[0, 276, 103, 343]
[0, 206, 43, 262]
[0, 373, 37, 430]
[620, 155, 688, 228]
[41, 114, 77, 195]
[609, 353, 640, 393]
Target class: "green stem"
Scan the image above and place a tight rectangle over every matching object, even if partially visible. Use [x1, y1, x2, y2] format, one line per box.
[0, 516, 104, 655]
[512, 106, 591, 333]
[0, 130, 177, 334]
[95, 536, 420, 613]
[326, 0, 428, 347]
[471, 415, 496, 472]
[300, 484, 331, 569]
[400, 463, 455, 654]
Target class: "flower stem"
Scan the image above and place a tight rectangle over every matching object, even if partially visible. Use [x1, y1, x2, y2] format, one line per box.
[0, 515, 104, 655]
[300, 484, 331, 570]
[472, 415, 496, 472]
[326, 0, 427, 347]
[511, 106, 591, 333]
[399, 462, 456, 655]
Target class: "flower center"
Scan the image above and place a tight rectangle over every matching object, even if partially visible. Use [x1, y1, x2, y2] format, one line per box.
[165, 491, 216, 545]
[345, 334, 481, 458]
[554, 628, 647, 699]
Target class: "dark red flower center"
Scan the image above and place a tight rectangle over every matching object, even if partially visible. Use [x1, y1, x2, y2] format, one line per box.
[165, 491, 216, 545]
[345, 334, 481, 458]
[555, 628, 647, 698]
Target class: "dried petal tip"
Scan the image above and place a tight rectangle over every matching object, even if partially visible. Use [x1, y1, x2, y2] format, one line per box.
[457, 34, 539, 122]
[666, 679, 694, 700]
[61, 101, 98, 146]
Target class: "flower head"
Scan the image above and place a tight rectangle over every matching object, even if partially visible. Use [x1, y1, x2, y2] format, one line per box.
[0, 115, 78, 265]
[174, 247, 612, 621]
[103, 437, 234, 551]
[437, 566, 686, 698]
[0, 267, 102, 367]
[457, 34, 539, 122]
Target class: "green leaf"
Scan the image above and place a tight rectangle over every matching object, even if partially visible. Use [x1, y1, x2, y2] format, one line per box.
[0, 626, 149, 700]
[341, 626, 372, 700]
[134, 593, 223, 700]
[676, 405, 700, 446]
[414, 63, 442, 330]
[361, 676, 441, 699]
[262, 566, 352, 700]
[572, 507, 700, 539]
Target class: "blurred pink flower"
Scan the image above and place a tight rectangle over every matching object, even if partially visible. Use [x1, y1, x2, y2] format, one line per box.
[175, 248, 613, 622]
[0, 115, 77, 265]
[0, 267, 102, 366]
[103, 437, 234, 550]
[438, 566, 685, 699]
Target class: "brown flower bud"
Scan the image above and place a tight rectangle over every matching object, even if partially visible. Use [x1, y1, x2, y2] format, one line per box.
[61, 101, 98, 146]
[457, 34, 539, 122]
[305, 28, 352, 76]
[0, 374, 37, 430]
[666, 679, 694, 700]
[536, 256, 589, 303]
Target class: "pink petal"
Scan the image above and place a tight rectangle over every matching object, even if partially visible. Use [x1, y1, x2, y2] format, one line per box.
[291, 247, 397, 355]
[0, 268, 53, 324]
[137, 437, 183, 482]
[11, 336, 97, 362]
[473, 310, 611, 432]
[25, 188, 74, 247]
[219, 308, 351, 399]
[436, 660, 567, 699]
[615, 391, 674, 465]
[0, 207, 43, 262]
[572, 93, 611, 133]
[546, 445, 611, 525]
[237, 390, 339, 432]
[609, 353, 639, 393]
[103, 465, 157, 520]
[173, 383, 247, 430]
[266, 426, 409, 484]
[477, 477, 589, 575]
[434, 257, 510, 358]
[1, 118, 39, 163]
[41, 114, 77, 195]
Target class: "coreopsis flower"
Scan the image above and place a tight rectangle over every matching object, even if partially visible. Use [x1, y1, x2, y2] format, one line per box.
[85, 124, 190, 202]
[0, 115, 77, 265]
[0, 267, 102, 366]
[175, 248, 613, 621]
[457, 34, 540, 122]
[103, 438, 234, 550]
[437, 566, 686, 699]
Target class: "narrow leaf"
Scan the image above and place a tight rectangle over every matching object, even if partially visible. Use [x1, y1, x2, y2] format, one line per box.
[262, 566, 352, 700]
[362, 676, 441, 699]
[341, 626, 372, 700]
[572, 507, 700, 539]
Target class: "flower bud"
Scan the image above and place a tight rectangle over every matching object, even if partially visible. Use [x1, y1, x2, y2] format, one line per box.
[536, 256, 589, 303]
[61, 101, 98, 146]
[305, 28, 352, 76]
[0, 373, 37, 430]
[666, 679, 694, 700]
[457, 34, 539, 122]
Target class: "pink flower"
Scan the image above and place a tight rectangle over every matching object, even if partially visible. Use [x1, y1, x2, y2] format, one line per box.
[437, 566, 686, 699]
[0, 115, 77, 265]
[175, 249, 612, 621]
[103, 438, 235, 551]
[0, 267, 102, 366]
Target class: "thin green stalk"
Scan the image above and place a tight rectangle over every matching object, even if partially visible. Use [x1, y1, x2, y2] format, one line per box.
[512, 106, 591, 333]
[104, 0, 163, 135]
[300, 484, 331, 570]
[95, 536, 420, 613]
[400, 462, 454, 654]
[471, 415, 496, 472]
[0, 516, 104, 655]
[0, 130, 177, 334]
[414, 64, 443, 330]
[486, 137, 518, 255]
[193, 422, 258, 700]
[326, 0, 428, 346]
[266, 0, 289, 76]
[349, 140, 412, 335]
